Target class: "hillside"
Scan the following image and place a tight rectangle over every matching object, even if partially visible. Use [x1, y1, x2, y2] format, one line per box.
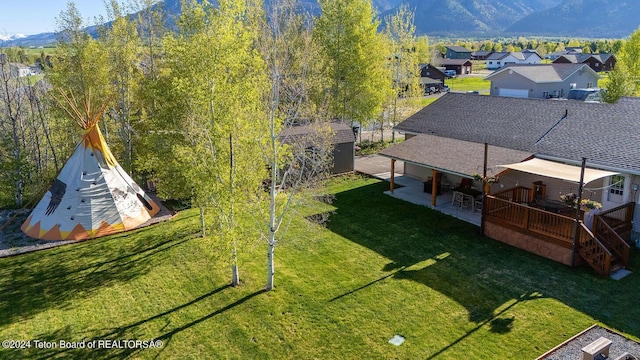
[393, 0, 563, 36]
[2, 0, 640, 47]
[506, 0, 640, 38]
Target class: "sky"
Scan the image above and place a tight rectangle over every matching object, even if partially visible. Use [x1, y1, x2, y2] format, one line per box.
[0, 1, 107, 36]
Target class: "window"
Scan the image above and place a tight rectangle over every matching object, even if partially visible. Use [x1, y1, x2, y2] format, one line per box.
[587, 82, 593, 88]
[543, 91, 549, 98]
[610, 175, 625, 196]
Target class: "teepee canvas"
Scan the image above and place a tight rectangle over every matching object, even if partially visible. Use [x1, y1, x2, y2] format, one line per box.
[21, 91, 160, 241]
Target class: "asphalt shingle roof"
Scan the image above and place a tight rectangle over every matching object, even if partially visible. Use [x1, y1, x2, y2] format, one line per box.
[379, 134, 531, 178]
[440, 59, 472, 66]
[281, 122, 355, 145]
[557, 53, 615, 64]
[446, 46, 472, 53]
[484, 63, 598, 83]
[393, 93, 640, 174]
[486, 52, 541, 61]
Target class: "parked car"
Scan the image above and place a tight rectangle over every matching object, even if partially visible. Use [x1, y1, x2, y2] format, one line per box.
[444, 70, 457, 78]
[443, 85, 450, 92]
[425, 86, 440, 95]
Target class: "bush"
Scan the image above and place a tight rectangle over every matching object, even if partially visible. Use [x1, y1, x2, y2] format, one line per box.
[356, 139, 403, 155]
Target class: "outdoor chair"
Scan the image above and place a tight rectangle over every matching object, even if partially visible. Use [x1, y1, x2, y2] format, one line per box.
[474, 197, 483, 212]
[452, 191, 473, 211]
[454, 178, 473, 191]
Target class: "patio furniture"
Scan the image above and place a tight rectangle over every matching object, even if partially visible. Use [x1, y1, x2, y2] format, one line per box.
[441, 176, 451, 192]
[452, 191, 473, 211]
[474, 197, 483, 212]
[454, 177, 473, 191]
[423, 173, 442, 195]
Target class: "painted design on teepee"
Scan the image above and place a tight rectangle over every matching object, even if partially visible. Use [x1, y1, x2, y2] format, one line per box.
[45, 179, 67, 215]
[21, 89, 160, 241]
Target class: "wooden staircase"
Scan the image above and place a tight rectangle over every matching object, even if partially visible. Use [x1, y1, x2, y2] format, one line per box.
[577, 203, 635, 277]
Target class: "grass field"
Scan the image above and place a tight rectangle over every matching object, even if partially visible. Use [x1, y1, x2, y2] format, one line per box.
[1, 176, 639, 359]
[445, 76, 491, 93]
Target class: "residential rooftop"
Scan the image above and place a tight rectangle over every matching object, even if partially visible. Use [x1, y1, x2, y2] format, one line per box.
[484, 63, 600, 83]
[393, 93, 640, 174]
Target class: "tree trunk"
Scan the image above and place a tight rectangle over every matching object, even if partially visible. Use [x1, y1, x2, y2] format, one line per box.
[266, 238, 275, 291]
[230, 134, 239, 287]
[231, 263, 240, 287]
[15, 180, 23, 207]
[199, 206, 206, 237]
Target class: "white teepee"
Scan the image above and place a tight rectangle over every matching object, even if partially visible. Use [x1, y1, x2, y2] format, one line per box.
[21, 90, 160, 241]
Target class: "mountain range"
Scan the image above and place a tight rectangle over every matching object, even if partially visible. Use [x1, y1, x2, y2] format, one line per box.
[2, 0, 639, 47]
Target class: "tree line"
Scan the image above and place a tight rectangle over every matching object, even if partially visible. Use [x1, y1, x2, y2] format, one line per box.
[433, 37, 626, 57]
[3, 0, 639, 289]
[0, 0, 424, 290]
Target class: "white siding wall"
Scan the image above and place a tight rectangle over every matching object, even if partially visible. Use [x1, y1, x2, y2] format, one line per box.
[490, 171, 604, 203]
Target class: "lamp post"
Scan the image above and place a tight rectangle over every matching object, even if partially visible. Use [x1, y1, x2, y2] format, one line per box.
[570, 157, 587, 267]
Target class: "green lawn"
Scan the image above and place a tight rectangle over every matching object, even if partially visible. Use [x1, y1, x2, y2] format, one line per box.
[445, 76, 490, 93]
[1, 176, 639, 359]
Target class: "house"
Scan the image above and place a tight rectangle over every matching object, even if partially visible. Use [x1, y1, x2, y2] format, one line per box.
[546, 48, 582, 61]
[280, 122, 355, 175]
[445, 46, 472, 59]
[380, 93, 640, 276]
[0, 62, 31, 78]
[471, 51, 493, 60]
[419, 64, 445, 92]
[440, 59, 473, 75]
[484, 63, 600, 99]
[485, 52, 542, 70]
[565, 46, 584, 53]
[553, 53, 617, 72]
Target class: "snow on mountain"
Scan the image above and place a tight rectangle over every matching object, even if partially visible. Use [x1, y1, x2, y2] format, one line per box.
[0, 34, 27, 42]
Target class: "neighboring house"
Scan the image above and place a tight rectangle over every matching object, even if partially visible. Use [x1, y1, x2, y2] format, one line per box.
[553, 53, 617, 72]
[484, 63, 600, 99]
[381, 93, 640, 276]
[546, 48, 582, 61]
[565, 46, 584, 53]
[419, 64, 445, 92]
[280, 122, 355, 175]
[0, 62, 31, 78]
[485, 52, 542, 70]
[471, 51, 492, 60]
[440, 59, 473, 75]
[445, 46, 472, 59]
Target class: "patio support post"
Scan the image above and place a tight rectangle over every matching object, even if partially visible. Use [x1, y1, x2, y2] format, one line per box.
[390, 159, 396, 193]
[481, 142, 488, 236]
[432, 169, 438, 206]
[571, 157, 587, 267]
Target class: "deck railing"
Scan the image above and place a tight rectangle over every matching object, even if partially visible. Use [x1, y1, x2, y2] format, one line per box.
[595, 202, 635, 244]
[486, 187, 634, 276]
[577, 223, 613, 276]
[598, 202, 635, 223]
[490, 186, 532, 203]
[485, 195, 574, 246]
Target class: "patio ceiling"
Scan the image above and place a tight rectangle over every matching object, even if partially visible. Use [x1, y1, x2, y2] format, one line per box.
[379, 134, 532, 178]
[499, 158, 618, 184]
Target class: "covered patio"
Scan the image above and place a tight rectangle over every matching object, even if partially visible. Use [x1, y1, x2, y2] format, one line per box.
[377, 136, 635, 276]
[378, 134, 532, 226]
[377, 173, 483, 225]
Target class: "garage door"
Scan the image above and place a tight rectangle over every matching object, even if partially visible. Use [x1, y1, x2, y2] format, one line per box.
[498, 88, 529, 98]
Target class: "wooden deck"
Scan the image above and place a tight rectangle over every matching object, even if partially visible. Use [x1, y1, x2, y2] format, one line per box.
[484, 186, 634, 276]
